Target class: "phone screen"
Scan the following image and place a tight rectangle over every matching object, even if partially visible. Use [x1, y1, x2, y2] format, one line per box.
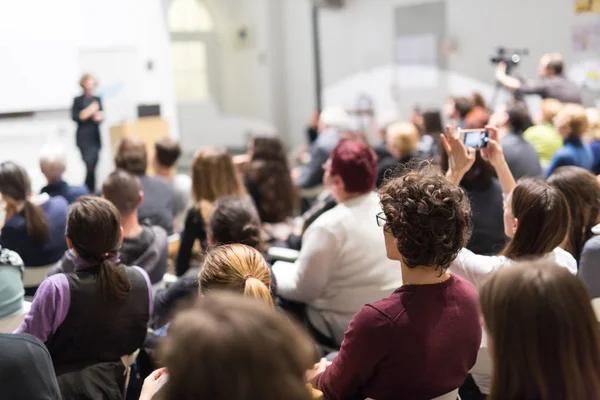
[463, 130, 489, 150]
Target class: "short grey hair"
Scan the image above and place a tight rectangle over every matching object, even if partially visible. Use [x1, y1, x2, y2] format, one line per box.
[39, 145, 66, 179]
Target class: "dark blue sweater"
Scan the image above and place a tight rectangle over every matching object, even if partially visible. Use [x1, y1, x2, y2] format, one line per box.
[0, 196, 68, 267]
[41, 180, 88, 204]
[545, 138, 593, 177]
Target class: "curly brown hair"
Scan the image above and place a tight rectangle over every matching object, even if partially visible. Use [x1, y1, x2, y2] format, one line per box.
[379, 166, 472, 270]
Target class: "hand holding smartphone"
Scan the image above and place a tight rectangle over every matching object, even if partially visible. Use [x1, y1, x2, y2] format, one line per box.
[462, 129, 489, 150]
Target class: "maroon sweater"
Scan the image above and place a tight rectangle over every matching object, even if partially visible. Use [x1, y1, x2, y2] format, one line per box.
[314, 275, 481, 400]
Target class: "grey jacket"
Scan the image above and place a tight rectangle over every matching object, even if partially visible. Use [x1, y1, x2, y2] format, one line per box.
[579, 224, 600, 299]
[48, 226, 168, 284]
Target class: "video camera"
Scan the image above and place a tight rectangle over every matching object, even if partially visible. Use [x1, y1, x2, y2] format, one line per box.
[490, 46, 529, 74]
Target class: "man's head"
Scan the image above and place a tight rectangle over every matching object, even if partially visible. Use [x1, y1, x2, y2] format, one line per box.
[506, 102, 533, 135]
[538, 53, 564, 77]
[39, 145, 66, 184]
[154, 137, 182, 170]
[323, 140, 377, 201]
[115, 138, 147, 175]
[102, 169, 143, 216]
[318, 106, 350, 133]
[385, 122, 419, 159]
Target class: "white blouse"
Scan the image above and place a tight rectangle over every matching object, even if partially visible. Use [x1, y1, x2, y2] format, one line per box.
[450, 247, 577, 290]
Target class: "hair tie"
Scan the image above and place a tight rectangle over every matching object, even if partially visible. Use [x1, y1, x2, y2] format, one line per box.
[243, 274, 253, 284]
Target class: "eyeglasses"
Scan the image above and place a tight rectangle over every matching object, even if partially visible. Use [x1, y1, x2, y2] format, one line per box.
[376, 212, 387, 228]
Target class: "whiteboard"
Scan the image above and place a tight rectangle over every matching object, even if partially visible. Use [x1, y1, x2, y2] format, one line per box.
[0, 0, 80, 113]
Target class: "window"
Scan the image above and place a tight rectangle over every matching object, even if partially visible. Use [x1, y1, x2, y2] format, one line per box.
[169, 0, 213, 101]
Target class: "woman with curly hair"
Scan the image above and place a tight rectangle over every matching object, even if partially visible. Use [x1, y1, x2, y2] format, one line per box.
[442, 125, 577, 292]
[309, 165, 482, 400]
[244, 135, 298, 224]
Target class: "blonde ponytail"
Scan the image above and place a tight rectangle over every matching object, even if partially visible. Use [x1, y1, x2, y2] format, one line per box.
[199, 244, 274, 308]
[243, 276, 274, 308]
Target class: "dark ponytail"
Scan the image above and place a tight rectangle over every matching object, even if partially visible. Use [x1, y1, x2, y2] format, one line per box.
[67, 197, 131, 302]
[0, 161, 50, 244]
[22, 200, 50, 244]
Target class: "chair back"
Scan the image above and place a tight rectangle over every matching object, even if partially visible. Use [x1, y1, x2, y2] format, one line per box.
[23, 264, 56, 288]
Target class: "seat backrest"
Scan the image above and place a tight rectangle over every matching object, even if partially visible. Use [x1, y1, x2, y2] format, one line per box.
[23, 264, 56, 288]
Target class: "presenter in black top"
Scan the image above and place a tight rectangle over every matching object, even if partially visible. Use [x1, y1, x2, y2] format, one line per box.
[71, 74, 103, 192]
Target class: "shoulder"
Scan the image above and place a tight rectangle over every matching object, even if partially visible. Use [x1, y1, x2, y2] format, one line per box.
[46, 195, 69, 209]
[349, 302, 396, 335]
[0, 333, 50, 356]
[68, 185, 89, 197]
[0, 247, 23, 267]
[551, 247, 578, 274]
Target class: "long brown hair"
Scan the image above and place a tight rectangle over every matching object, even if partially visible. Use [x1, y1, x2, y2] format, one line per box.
[245, 136, 298, 223]
[547, 166, 600, 261]
[158, 292, 314, 400]
[480, 262, 600, 400]
[501, 179, 570, 260]
[0, 161, 50, 244]
[198, 244, 273, 307]
[190, 148, 246, 217]
[66, 197, 131, 302]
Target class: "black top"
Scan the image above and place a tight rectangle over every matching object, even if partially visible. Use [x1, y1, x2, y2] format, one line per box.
[176, 207, 207, 276]
[41, 180, 89, 204]
[120, 226, 154, 266]
[501, 133, 543, 180]
[376, 155, 414, 188]
[463, 178, 507, 255]
[45, 266, 149, 376]
[0, 333, 62, 400]
[138, 175, 175, 234]
[71, 95, 103, 148]
[518, 76, 582, 104]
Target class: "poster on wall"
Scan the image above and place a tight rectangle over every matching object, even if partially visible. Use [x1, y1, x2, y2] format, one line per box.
[571, 21, 600, 52]
[574, 0, 600, 13]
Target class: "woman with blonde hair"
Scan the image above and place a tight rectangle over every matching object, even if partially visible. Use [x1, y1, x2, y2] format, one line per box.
[199, 244, 273, 307]
[376, 121, 420, 187]
[176, 148, 247, 276]
[545, 103, 592, 176]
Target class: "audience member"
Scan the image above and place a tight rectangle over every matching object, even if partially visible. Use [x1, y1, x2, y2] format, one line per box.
[273, 140, 403, 347]
[153, 137, 192, 231]
[376, 121, 420, 187]
[16, 196, 152, 399]
[373, 109, 401, 160]
[445, 96, 473, 128]
[586, 107, 600, 174]
[0, 162, 68, 268]
[310, 165, 481, 399]
[176, 148, 247, 276]
[490, 102, 542, 179]
[545, 103, 592, 177]
[523, 98, 564, 167]
[115, 137, 175, 233]
[244, 135, 298, 224]
[0, 248, 25, 331]
[0, 333, 61, 400]
[442, 125, 576, 289]
[140, 293, 316, 400]
[480, 262, 600, 400]
[464, 105, 491, 131]
[441, 149, 506, 256]
[39, 145, 89, 204]
[154, 198, 268, 326]
[285, 190, 337, 251]
[294, 106, 349, 190]
[416, 109, 444, 163]
[547, 166, 600, 264]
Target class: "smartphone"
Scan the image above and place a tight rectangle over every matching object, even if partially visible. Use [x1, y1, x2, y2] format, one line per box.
[463, 129, 489, 150]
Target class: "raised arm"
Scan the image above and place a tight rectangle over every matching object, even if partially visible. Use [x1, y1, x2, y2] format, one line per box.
[481, 125, 516, 195]
[440, 124, 476, 186]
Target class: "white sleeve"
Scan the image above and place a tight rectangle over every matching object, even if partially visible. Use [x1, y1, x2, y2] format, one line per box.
[272, 224, 339, 303]
[552, 247, 578, 275]
[449, 248, 505, 289]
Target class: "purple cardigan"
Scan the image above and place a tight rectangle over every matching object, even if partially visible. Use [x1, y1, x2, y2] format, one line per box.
[15, 257, 152, 343]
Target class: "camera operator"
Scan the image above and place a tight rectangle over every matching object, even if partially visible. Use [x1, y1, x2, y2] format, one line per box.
[495, 53, 582, 104]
